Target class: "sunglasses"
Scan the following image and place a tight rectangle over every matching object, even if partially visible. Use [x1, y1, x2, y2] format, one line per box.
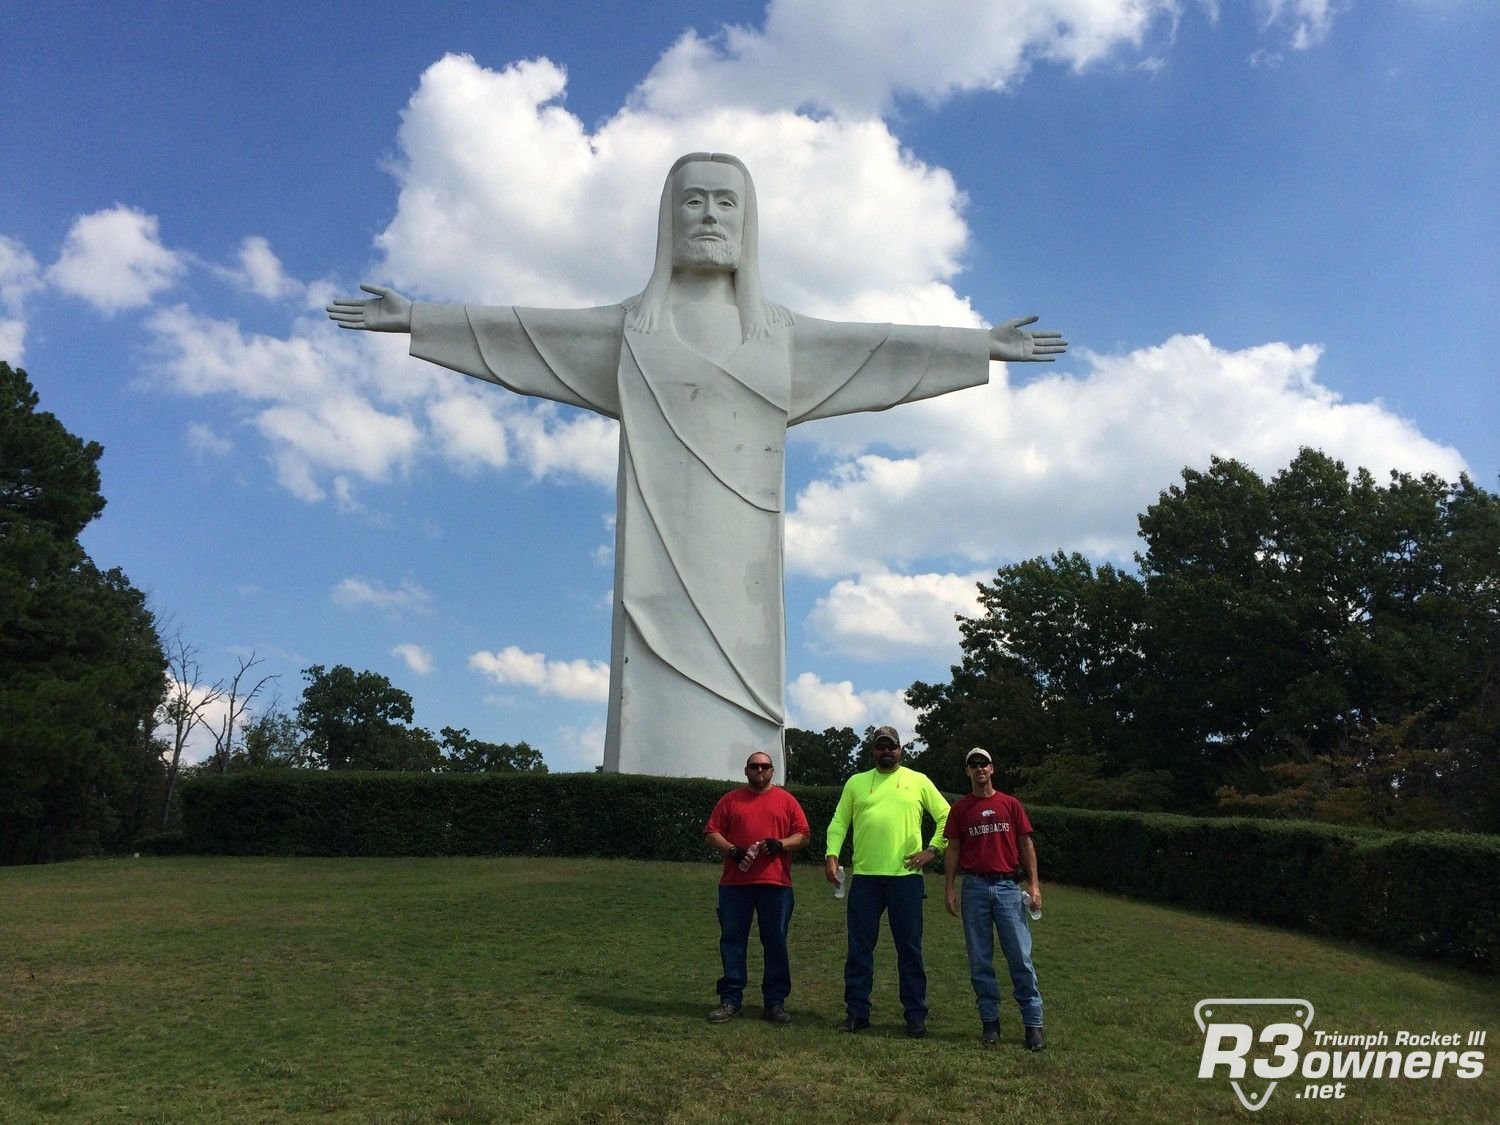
[966, 759, 991, 769]
[746, 763, 774, 771]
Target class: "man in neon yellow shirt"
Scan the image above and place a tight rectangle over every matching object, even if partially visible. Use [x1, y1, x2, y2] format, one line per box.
[823, 725, 950, 1038]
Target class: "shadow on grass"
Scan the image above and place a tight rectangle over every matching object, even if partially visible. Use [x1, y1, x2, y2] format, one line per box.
[574, 991, 706, 1020]
[576, 989, 994, 1045]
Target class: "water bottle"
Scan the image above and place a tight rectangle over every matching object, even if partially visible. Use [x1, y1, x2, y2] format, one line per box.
[833, 865, 846, 899]
[1023, 889, 1041, 921]
[737, 840, 761, 872]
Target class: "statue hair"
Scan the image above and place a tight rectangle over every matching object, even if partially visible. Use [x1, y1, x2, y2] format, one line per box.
[625, 152, 793, 341]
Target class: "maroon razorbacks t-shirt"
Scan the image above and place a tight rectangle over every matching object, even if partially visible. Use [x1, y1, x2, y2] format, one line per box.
[943, 790, 1033, 876]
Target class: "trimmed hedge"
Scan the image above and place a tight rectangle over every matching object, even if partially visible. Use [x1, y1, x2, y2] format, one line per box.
[182, 770, 843, 866]
[179, 771, 1498, 971]
[1032, 806, 1499, 972]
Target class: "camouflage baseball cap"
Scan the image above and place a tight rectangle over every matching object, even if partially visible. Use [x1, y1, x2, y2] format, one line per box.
[872, 725, 901, 747]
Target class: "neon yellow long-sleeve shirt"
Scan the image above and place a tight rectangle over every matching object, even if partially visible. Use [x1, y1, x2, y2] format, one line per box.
[824, 766, 950, 876]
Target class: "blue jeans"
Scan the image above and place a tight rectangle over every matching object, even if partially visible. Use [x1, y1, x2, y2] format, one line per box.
[843, 874, 927, 1022]
[960, 875, 1043, 1027]
[716, 884, 794, 1008]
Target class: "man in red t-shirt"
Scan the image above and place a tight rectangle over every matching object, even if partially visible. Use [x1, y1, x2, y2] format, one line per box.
[703, 752, 811, 1025]
[943, 747, 1045, 1050]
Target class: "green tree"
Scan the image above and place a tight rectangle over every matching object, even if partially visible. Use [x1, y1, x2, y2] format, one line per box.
[910, 552, 1151, 799]
[912, 448, 1498, 828]
[1138, 450, 1498, 821]
[439, 726, 548, 773]
[1006, 750, 1174, 811]
[783, 726, 860, 786]
[1, 362, 166, 863]
[295, 664, 442, 771]
[234, 706, 311, 769]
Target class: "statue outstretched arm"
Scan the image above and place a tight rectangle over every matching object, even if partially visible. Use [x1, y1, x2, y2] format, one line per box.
[326, 284, 413, 333]
[989, 316, 1067, 362]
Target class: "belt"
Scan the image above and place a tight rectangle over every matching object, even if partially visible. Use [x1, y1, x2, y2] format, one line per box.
[964, 871, 1020, 882]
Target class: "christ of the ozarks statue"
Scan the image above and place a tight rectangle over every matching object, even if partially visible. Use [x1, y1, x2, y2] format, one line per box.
[328, 152, 1066, 781]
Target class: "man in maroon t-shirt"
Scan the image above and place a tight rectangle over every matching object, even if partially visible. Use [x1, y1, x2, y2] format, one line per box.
[704, 752, 811, 1025]
[943, 747, 1045, 1050]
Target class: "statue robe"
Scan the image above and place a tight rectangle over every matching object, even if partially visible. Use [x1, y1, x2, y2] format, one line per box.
[409, 301, 989, 780]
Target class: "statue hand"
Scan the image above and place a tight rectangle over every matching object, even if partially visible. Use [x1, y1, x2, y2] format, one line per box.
[989, 316, 1067, 363]
[326, 284, 413, 333]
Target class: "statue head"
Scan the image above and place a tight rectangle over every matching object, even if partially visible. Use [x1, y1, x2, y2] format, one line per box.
[628, 152, 792, 340]
[671, 158, 746, 272]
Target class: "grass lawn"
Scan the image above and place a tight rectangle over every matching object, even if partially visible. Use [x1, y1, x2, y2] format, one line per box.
[1, 856, 1495, 1123]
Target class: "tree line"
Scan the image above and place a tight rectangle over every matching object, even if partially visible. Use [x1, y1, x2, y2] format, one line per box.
[215, 663, 546, 777]
[1, 362, 543, 865]
[903, 449, 1498, 833]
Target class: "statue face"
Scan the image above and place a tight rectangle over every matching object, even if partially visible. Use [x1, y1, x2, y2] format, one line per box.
[671, 161, 745, 271]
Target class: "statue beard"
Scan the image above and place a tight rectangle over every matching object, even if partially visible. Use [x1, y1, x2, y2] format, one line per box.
[673, 237, 741, 270]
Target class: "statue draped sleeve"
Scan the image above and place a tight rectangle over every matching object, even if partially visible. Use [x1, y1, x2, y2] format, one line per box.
[408, 302, 626, 418]
[788, 315, 991, 425]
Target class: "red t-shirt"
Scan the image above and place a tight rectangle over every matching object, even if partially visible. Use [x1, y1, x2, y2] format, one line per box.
[943, 790, 1033, 876]
[704, 784, 811, 887]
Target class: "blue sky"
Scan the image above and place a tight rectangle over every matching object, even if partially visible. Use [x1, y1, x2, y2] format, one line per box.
[3, 1, 1494, 772]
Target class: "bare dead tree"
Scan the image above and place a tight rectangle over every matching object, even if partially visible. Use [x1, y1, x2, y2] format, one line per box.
[209, 653, 278, 773]
[158, 631, 225, 827]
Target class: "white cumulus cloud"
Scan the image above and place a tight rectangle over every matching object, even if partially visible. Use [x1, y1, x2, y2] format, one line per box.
[0, 235, 42, 361]
[787, 334, 1468, 577]
[469, 645, 610, 702]
[185, 421, 233, 458]
[549, 719, 609, 773]
[503, 403, 619, 486]
[0, 318, 25, 364]
[0, 235, 41, 307]
[332, 576, 433, 616]
[146, 304, 430, 501]
[787, 671, 919, 735]
[392, 643, 435, 676]
[635, 0, 1174, 119]
[229, 235, 304, 300]
[376, 54, 981, 327]
[1262, 0, 1339, 49]
[426, 385, 511, 474]
[144, 296, 617, 501]
[48, 206, 186, 313]
[632, 0, 1342, 119]
[806, 570, 986, 659]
